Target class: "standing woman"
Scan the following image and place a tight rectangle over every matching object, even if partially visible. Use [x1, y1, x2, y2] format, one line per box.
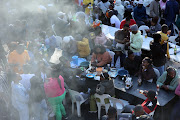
[44, 68, 67, 120]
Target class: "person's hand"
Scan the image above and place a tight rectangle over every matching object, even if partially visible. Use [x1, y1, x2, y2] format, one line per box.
[143, 90, 148, 95]
[167, 30, 171, 35]
[162, 85, 169, 90]
[145, 29, 150, 32]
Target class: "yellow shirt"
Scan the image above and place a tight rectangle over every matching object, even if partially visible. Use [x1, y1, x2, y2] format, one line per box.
[157, 31, 170, 59]
[83, 0, 94, 14]
[77, 38, 90, 58]
[8, 50, 30, 73]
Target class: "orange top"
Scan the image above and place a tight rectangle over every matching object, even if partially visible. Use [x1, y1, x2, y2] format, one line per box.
[8, 50, 30, 73]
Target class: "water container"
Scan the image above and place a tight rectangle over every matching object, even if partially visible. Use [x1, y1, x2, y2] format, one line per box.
[72, 56, 78, 65]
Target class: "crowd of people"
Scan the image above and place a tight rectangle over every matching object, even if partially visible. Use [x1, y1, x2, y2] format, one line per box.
[0, 0, 180, 120]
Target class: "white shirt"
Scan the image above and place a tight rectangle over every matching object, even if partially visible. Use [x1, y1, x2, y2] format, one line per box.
[110, 15, 121, 28]
[98, 1, 110, 14]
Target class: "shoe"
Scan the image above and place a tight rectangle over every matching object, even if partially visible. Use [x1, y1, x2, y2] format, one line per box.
[63, 115, 68, 119]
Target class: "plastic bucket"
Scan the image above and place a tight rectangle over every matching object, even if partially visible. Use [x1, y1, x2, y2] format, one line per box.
[72, 56, 78, 65]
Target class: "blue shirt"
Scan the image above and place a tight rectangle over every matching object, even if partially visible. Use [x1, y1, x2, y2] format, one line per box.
[134, 6, 148, 21]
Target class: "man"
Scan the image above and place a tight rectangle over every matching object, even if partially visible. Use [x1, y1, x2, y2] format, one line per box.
[130, 24, 143, 56]
[97, 0, 111, 14]
[157, 67, 179, 91]
[11, 73, 29, 120]
[115, 24, 130, 50]
[143, 0, 153, 16]
[8, 44, 30, 74]
[111, 47, 126, 69]
[120, 16, 136, 29]
[108, 10, 121, 28]
[149, 0, 160, 18]
[164, 0, 179, 30]
[124, 50, 141, 76]
[157, 24, 170, 59]
[150, 33, 166, 76]
[134, 0, 148, 26]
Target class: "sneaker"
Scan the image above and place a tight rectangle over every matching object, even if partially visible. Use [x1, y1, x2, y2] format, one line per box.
[63, 115, 68, 119]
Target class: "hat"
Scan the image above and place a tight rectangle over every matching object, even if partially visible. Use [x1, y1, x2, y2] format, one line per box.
[113, 47, 123, 52]
[130, 24, 138, 31]
[138, 0, 144, 4]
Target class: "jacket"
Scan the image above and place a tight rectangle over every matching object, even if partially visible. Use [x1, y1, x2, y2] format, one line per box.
[164, 0, 179, 26]
[91, 51, 112, 67]
[139, 65, 157, 81]
[141, 95, 157, 114]
[156, 70, 179, 91]
[149, 0, 160, 17]
[130, 31, 143, 52]
[124, 56, 142, 75]
[134, 6, 148, 21]
[157, 31, 170, 59]
[175, 84, 180, 96]
[77, 38, 90, 58]
[44, 76, 65, 98]
[97, 80, 115, 97]
[150, 41, 166, 67]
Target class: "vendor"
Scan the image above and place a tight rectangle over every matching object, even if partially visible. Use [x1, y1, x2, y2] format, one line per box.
[138, 57, 156, 83]
[111, 47, 126, 69]
[157, 67, 179, 91]
[91, 45, 112, 67]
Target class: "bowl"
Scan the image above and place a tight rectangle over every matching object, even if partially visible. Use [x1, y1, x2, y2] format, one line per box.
[110, 68, 117, 72]
[118, 70, 128, 76]
[86, 73, 95, 78]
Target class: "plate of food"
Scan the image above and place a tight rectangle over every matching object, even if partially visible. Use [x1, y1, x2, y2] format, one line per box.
[86, 73, 95, 78]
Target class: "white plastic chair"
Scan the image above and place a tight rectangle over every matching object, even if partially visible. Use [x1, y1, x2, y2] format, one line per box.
[69, 89, 88, 117]
[172, 23, 179, 36]
[108, 97, 125, 116]
[94, 93, 111, 119]
[169, 36, 177, 44]
[153, 68, 160, 79]
[139, 25, 149, 35]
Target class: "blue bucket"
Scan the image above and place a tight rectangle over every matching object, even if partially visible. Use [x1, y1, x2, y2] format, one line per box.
[72, 56, 78, 65]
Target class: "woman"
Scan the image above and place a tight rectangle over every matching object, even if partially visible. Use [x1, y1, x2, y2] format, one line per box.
[91, 45, 112, 67]
[44, 68, 67, 120]
[138, 57, 156, 83]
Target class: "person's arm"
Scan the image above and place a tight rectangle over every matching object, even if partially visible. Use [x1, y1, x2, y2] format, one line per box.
[168, 77, 179, 91]
[130, 37, 143, 50]
[97, 52, 111, 66]
[156, 71, 167, 87]
[175, 84, 180, 96]
[149, 2, 156, 17]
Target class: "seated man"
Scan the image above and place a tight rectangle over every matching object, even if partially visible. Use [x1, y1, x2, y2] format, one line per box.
[91, 45, 112, 67]
[108, 10, 121, 28]
[141, 90, 157, 114]
[124, 50, 141, 76]
[157, 67, 179, 91]
[111, 47, 126, 69]
[134, 0, 148, 26]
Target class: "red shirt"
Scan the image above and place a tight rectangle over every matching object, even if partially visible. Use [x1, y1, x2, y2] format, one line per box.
[120, 19, 136, 29]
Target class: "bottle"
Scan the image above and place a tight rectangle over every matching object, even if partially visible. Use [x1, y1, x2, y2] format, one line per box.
[44, 46, 48, 57]
[174, 46, 177, 55]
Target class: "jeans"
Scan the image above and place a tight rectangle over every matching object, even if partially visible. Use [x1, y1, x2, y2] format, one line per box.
[155, 65, 165, 76]
[31, 99, 48, 120]
[48, 91, 66, 120]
